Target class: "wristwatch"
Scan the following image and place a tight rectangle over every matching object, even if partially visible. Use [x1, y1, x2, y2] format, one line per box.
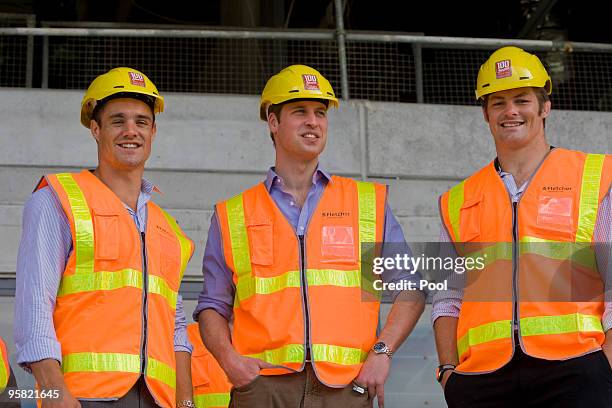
[435, 364, 456, 383]
[372, 341, 393, 358]
[177, 400, 195, 408]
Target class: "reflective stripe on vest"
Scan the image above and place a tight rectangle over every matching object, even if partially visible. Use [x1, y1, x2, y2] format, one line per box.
[457, 313, 603, 358]
[54, 173, 180, 309]
[447, 180, 465, 241]
[194, 393, 231, 408]
[247, 343, 367, 366]
[62, 352, 176, 389]
[576, 153, 606, 242]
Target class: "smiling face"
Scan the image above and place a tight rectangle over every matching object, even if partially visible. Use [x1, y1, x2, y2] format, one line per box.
[268, 100, 328, 163]
[90, 98, 156, 172]
[483, 87, 551, 149]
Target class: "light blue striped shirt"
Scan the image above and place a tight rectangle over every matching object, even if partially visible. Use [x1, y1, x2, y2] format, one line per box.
[14, 176, 192, 369]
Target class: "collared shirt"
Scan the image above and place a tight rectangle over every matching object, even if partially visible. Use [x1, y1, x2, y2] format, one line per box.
[14, 176, 192, 368]
[194, 166, 420, 321]
[431, 160, 612, 329]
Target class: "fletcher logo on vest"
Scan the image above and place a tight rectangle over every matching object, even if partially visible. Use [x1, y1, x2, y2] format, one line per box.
[321, 211, 350, 218]
[542, 186, 573, 192]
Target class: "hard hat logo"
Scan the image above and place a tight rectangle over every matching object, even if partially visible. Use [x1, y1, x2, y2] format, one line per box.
[128, 72, 146, 87]
[495, 60, 512, 79]
[302, 74, 320, 91]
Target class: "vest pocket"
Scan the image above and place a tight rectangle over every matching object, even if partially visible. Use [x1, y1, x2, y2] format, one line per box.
[247, 221, 273, 266]
[191, 349, 211, 388]
[460, 197, 482, 242]
[158, 228, 181, 276]
[93, 210, 119, 260]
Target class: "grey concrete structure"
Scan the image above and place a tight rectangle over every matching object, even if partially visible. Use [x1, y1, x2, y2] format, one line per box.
[0, 89, 609, 407]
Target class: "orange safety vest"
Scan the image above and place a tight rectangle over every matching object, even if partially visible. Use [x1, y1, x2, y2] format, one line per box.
[35, 170, 194, 407]
[186, 323, 231, 408]
[216, 175, 386, 387]
[440, 148, 611, 373]
[0, 336, 8, 392]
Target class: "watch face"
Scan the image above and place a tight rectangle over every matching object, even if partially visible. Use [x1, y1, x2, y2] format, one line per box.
[373, 342, 386, 352]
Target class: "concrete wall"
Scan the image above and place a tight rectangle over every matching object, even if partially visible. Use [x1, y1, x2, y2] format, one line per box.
[0, 89, 609, 278]
[0, 89, 609, 407]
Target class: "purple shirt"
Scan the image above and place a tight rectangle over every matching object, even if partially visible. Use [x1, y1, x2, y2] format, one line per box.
[14, 176, 192, 369]
[194, 167, 420, 321]
[431, 162, 612, 330]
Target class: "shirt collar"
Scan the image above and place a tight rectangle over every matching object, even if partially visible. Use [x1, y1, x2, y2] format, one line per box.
[141, 177, 161, 195]
[264, 165, 332, 192]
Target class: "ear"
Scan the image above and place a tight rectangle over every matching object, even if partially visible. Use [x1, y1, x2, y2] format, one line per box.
[90, 119, 101, 143]
[482, 105, 490, 123]
[541, 100, 552, 118]
[268, 111, 279, 134]
[151, 121, 157, 142]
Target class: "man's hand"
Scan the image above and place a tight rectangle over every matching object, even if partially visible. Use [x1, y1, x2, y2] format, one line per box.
[354, 352, 391, 408]
[222, 353, 274, 388]
[30, 359, 81, 408]
[440, 369, 454, 390]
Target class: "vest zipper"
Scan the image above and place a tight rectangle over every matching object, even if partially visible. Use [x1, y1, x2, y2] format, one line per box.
[511, 202, 520, 345]
[507, 148, 554, 351]
[298, 235, 312, 362]
[140, 231, 149, 376]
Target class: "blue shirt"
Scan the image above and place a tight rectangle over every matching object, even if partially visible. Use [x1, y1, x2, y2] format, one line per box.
[14, 176, 192, 369]
[194, 167, 421, 321]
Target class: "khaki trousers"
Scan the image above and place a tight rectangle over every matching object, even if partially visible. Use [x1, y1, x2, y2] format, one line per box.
[229, 363, 372, 408]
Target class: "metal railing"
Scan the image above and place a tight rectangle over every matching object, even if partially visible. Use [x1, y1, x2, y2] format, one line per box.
[1, 15, 612, 111]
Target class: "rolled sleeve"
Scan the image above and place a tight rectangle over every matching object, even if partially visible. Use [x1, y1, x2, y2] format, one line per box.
[431, 226, 464, 324]
[595, 191, 612, 331]
[193, 211, 235, 322]
[174, 295, 193, 353]
[14, 187, 70, 368]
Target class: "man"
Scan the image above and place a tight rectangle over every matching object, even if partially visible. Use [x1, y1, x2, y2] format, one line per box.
[14, 67, 196, 408]
[433, 46, 612, 407]
[194, 64, 425, 408]
[186, 323, 232, 408]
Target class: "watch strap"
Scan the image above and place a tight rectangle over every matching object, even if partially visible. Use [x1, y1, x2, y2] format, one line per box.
[436, 364, 456, 383]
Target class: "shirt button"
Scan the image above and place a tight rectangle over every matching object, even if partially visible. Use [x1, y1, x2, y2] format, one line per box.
[289, 201, 295, 206]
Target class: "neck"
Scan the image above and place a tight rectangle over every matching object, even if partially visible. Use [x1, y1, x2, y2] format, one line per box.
[495, 135, 550, 187]
[93, 164, 144, 211]
[274, 156, 318, 207]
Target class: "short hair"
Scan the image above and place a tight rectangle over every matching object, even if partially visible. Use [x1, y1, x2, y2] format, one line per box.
[480, 87, 550, 114]
[92, 92, 156, 126]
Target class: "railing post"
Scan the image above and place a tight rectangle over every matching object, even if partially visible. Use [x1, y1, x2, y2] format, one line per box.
[333, 0, 350, 100]
[412, 43, 424, 103]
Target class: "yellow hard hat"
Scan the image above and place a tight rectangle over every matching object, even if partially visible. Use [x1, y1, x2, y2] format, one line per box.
[80, 67, 164, 127]
[259, 64, 339, 120]
[475, 46, 552, 100]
